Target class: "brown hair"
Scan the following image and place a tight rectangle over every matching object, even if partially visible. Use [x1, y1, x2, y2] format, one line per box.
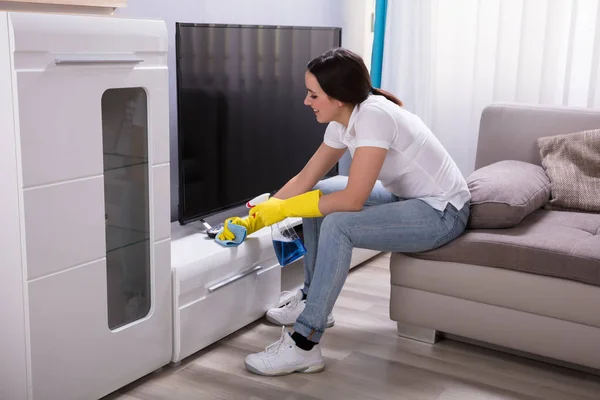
[306, 47, 403, 107]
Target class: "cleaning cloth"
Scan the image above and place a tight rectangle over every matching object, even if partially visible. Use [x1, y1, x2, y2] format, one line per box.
[214, 219, 247, 247]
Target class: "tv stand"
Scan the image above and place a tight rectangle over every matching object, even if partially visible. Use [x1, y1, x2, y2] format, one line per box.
[170, 218, 288, 363]
[170, 216, 380, 364]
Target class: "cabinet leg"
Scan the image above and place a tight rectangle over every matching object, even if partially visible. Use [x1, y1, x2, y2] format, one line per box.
[397, 322, 441, 344]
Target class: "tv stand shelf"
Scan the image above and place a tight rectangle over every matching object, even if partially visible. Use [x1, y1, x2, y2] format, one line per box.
[105, 225, 149, 253]
[170, 216, 380, 363]
[170, 219, 291, 363]
[103, 153, 148, 171]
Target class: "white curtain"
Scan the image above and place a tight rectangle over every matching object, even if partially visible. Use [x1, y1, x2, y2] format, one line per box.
[381, 0, 600, 175]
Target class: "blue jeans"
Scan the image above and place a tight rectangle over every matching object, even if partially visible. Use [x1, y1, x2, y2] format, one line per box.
[294, 175, 469, 342]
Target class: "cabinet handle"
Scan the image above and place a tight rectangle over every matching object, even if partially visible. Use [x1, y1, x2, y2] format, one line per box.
[54, 56, 143, 66]
[207, 265, 263, 293]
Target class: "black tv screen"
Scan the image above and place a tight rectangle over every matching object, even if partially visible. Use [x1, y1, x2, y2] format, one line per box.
[175, 23, 342, 224]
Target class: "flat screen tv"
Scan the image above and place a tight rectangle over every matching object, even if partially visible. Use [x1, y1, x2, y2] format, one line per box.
[175, 23, 342, 224]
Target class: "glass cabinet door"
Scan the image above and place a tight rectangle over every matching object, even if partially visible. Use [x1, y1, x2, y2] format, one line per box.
[102, 88, 151, 330]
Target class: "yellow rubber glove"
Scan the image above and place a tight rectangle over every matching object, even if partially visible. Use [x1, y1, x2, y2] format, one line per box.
[249, 189, 323, 226]
[217, 215, 265, 241]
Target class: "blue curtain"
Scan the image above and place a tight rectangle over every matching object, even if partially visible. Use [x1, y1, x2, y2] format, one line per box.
[370, 0, 388, 88]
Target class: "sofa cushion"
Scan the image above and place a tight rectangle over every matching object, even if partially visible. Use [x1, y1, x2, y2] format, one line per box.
[537, 128, 600, 213]
[466, 160, 551, 229]
[390, 253, 600, 329]
[407, 209, 600, 286]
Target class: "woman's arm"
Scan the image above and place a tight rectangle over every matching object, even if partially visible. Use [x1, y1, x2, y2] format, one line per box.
[274, 143, 347, 199]
[250, 107, 393, 225]
[247, 145, 387, 226]
[317, 105, 395, 214]
[317, 146, 387, 214]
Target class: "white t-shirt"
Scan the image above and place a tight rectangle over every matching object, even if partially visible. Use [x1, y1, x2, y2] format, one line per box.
[324, 94, 470, 212]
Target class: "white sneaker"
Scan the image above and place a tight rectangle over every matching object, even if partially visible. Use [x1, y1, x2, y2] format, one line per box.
[245, 327, 325, 376]
[266, 289, 335, 327]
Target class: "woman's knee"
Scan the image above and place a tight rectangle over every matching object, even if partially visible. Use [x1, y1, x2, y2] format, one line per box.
[313, 175, 348, 196]
[320, 212, 353, 236]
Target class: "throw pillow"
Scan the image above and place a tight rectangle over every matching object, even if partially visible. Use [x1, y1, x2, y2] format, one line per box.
[467, 160, 551, 229]
[537, 129, 600, 213]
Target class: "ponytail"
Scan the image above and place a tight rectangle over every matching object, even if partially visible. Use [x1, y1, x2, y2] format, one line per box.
[371, 87, 403, 107]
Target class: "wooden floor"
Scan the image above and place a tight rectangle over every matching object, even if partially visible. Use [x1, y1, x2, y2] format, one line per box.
[104, 253, 600, 400]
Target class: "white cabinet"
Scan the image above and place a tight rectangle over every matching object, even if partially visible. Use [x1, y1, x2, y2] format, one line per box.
[169, 216, 381, 364]
[0, 11, 171, 400]
[171, 221, 284, 364]
[0, 0, 125, 15]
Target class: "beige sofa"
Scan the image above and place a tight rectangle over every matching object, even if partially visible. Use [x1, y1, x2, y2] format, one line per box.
[389, 103, 600, 372]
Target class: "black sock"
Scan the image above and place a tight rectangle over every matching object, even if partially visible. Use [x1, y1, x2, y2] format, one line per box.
[291, 332, 316, 351]
[301, 291, 307, 301]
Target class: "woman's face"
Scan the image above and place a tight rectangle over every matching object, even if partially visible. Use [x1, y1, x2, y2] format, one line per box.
[304, 71, 341, 123]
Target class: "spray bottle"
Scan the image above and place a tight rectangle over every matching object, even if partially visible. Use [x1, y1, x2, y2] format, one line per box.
[247, 193, 306, 266]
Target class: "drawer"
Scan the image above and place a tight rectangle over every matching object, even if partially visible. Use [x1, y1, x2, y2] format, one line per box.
[173, 259, 281, 362]
[23, 176, 105, 280]
[174, 229, 279, 307]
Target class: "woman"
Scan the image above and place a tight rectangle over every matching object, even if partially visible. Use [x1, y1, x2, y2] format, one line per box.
[218, 48, 470, 376]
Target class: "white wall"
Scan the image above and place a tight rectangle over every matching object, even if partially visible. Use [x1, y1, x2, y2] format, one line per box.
[116, 0, 351, 221]
[341, 0, 374, 69]
[338, 0, 375, 173]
